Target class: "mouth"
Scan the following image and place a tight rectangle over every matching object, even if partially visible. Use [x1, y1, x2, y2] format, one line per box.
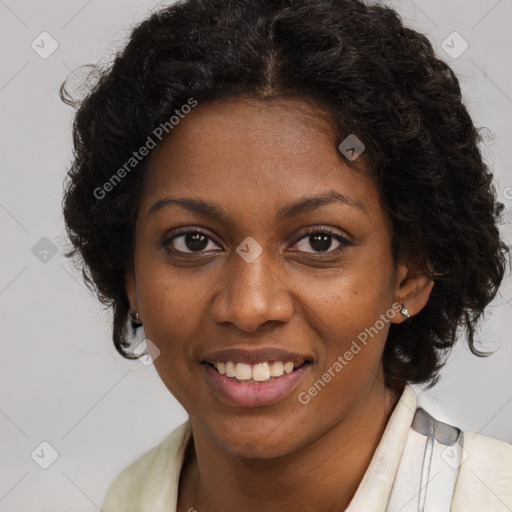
[201, 358, 312, 407]
[203, 359, 311, 383]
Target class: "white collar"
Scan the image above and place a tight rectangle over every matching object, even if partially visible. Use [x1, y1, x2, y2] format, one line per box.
[345, 384, 417, 510]
[157, 384, 417, 511]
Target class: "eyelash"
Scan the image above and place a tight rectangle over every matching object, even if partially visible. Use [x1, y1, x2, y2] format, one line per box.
[162, 226, 353, 256]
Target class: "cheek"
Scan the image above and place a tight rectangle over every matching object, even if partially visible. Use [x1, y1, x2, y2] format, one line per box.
[135, 269, 205, 364]
[298, 264, 395, 363]
[138, 258, 213, 321]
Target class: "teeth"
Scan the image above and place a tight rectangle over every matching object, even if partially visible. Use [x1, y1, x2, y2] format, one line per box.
[270, 361, 284, 377]
[284, 362, 294, 374]
[252, 362, 271, 381]
[210, 360, 305, 382]
[225, 361, 236, 377]
[235, 362, 252, 380]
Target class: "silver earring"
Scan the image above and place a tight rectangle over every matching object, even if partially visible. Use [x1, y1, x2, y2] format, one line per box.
[126, 311, 147, 356]
[400, 305, 410, 318]
[130, 311, 142, 327]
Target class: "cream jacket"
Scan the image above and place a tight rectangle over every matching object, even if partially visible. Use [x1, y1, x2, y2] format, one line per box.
[101, 384, 512, 511]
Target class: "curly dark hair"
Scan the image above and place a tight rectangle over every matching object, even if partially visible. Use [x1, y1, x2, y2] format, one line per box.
[60, 0, 509, 388]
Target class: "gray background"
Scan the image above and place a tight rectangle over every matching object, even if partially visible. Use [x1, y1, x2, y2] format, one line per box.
[1, 0, 511, 510]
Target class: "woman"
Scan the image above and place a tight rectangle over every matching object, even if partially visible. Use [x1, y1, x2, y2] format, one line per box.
[60, 0, 512, 510]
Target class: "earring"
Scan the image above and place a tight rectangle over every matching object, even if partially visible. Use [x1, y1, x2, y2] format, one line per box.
[130, 311, 142, 328]
[126, 311, 147, 356]
[400, 305, 410, 318]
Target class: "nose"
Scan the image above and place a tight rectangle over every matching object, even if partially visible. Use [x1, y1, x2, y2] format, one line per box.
[209, 251, 294, 332]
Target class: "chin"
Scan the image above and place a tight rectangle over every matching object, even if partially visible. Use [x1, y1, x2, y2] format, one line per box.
[227, 439, 298, 460]
[209, 421, 305, 460]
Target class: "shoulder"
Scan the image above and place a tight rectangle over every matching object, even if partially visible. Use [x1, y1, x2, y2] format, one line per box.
[452, 430, 512, 511]
[101, 420, 192, 512]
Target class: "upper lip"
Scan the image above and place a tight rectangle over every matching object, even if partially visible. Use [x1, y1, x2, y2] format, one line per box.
[201, 347, 313, 366]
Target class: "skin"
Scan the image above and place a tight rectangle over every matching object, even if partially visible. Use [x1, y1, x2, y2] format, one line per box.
[125, 96, 434, 512]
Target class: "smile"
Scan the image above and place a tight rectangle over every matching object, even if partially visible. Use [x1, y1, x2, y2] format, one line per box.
[207, 360, 306, 383]
[202, 360, 312, 407]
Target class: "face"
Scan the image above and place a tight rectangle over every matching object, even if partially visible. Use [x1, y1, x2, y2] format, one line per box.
[125, 97, 427, 458]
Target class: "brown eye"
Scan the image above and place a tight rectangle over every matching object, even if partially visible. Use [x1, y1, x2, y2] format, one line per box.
[164, 229, 220, 254]
[292, 228, 352, 254]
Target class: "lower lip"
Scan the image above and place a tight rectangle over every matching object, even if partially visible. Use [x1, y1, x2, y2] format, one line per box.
[202, 362, 311, 407]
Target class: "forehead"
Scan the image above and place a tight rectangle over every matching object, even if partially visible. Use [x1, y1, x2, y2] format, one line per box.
[140, 97, 382, 221]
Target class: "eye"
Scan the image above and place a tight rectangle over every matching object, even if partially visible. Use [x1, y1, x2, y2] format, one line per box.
[291, 227, 352, 254]
[163, 226, 352, 256]
[163, 228, 221, 254]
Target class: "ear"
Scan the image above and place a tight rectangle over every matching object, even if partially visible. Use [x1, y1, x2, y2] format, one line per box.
[125, 270, 139, 314]
[390, 261, 435, 324]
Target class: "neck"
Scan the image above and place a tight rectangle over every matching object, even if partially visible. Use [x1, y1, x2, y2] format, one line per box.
[178, 377, 404, 512]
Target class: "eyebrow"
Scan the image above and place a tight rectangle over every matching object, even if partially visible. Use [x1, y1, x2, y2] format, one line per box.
[147, 190, 366, 221]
